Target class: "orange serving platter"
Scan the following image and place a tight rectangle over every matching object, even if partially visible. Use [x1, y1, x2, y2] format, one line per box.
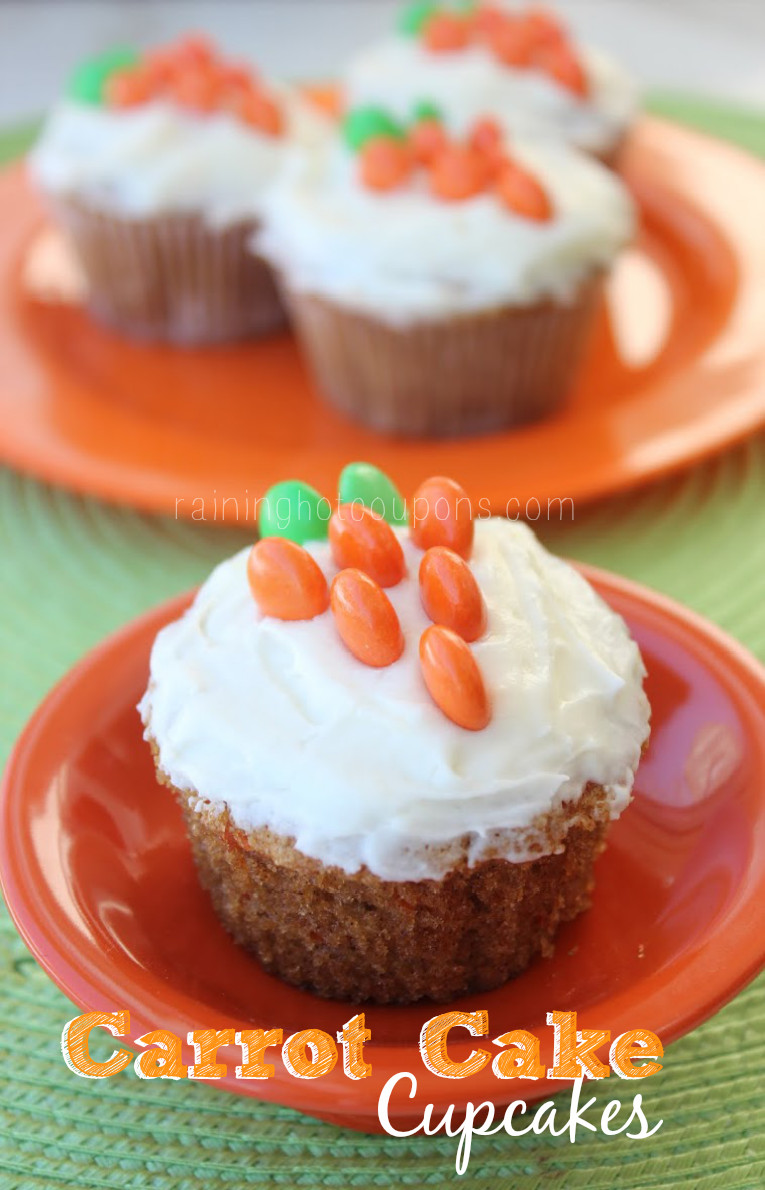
[1, 117, 765, 519]
[2, 565, 765, 1131]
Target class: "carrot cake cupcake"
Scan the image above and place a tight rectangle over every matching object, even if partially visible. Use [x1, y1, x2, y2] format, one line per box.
[139, 465, 651, 1004]
[345, 2, 638, 167]
[29, 35, 328, 343]
[256, 108, 634, 435]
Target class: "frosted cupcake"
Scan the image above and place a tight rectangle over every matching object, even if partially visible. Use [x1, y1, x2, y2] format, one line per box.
[140, 465, 650, 1004]
[345, 2, 638, 167]
[256, 107, 634, 436]
[29, 36, 328, 343]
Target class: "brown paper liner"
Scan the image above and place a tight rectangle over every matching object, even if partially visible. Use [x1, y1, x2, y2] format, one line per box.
[281, 275, 604, 437]
[151, 742, 611, 1003]
[51, 197, 286, 344]
[594, 130, 630, 172]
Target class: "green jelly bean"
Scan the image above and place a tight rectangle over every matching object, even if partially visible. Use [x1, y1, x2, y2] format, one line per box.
[68, 46, 140, 105]
[338, 463, 408, 526]
[397, 1, 440, 37]
[258, 480, 331, 545]
[412, 99, 444, 124]
[343, 106, 404, 152]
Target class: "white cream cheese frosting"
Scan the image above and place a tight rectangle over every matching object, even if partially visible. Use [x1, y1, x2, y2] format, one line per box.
[345, 35, 638, 156]
[140, 518, 650, 882]
[29, 90, 330, 227]
[255, 136, 634, 322]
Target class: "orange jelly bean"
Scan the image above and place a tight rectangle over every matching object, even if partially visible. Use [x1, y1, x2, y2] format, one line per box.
[170, 68, 220, 113]
[409, 118, 449, 165]
[468, 117, 505, 179]
[473, 4, 506, 40]
[106, 69, 153, 108]
[331, 569, 404, 668]
[535, 42, 588, 97]
[424, 12, 471, 52]
[236, 89, 284, 135]
[490, 16, 537, 66]
[359, 136, 412, 191]
[469, 116, 502, 157]
[524, 7, 567, 48]
[219, 62, 255, 90]
[144, 49, 177, 87]
[175, 34, 215, 68]
[419, 547, 487, 642]
[329, 504, 405, 588]
[496, 160, 553, 222]
[411, 476, 474, 559]
[429, 145, 488, 201]
[419, 625, 491, 730]
[247, 538, 329, 621]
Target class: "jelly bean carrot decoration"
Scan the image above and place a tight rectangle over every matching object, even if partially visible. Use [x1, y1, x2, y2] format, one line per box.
[168, 69, 219, 113]
[247, 539, 329, 621]
[258, 480, 330, 545]
[338, 462, 408, 526]
[524, 7, 568, 49]
[412, 99, 443, 123]
[68, 47, 139, 105]
[82, 36, 285, 134]
[429, 145, 488, 201]
[473, 4, 507, 40]
[420, 625, 491, 730]
[423, 11, 472, 52]
[420, 547, 487, 642]
[235, 91, 284, 136]
[489, 17, 538, 67]
[535, 42, 588, 97]
[331, 570, 405, 668]
[496, 160, 553, 222]
[105, 70, 153, 109]
[468, 116, 503, 159]
[346, 102, 552, 220]
[410, 117, 449, 165]
[246, 470, 495, 722]
[359, 137, 413, 192]
[176, 34, 216, 65]
[343, 106, 404, 152]
[330, 505, 406, 588]
[399, 4, 588, 98]
[398, 0, 440, 37]
[410, 476, 474, 559]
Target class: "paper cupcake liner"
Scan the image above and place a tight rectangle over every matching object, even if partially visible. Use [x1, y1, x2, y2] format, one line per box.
[50, 197, 286, 345]
[281, 275, 605, 437]
[594, 130, 629, 172]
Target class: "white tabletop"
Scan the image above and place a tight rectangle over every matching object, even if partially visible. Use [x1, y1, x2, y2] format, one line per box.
[1, 0, 764, 124]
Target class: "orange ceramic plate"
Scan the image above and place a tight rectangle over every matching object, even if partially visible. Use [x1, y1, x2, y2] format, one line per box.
[1, 118, 765, 519]
[2, 565, 764, 1132]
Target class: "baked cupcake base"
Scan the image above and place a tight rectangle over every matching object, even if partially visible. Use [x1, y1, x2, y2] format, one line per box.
[52, 198, 286, 344]
[153, 748, 612, 1004]
[281, 276, 604, 437]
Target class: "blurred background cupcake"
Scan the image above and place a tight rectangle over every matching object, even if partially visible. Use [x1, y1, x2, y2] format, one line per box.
[29, 34, 328, 344]
[256, 104, 634, 437]
[345, 2, 638, 167]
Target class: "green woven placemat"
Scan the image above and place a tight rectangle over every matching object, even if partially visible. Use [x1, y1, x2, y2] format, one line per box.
[1, 97, 765, 1189]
